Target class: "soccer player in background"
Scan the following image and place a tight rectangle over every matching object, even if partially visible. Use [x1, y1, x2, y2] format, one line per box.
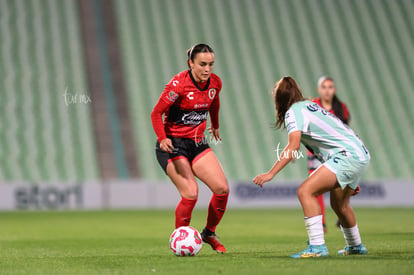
[151, 44, 228, 253]
[308, 76, 350, 232]
[253, 77, 370, 258]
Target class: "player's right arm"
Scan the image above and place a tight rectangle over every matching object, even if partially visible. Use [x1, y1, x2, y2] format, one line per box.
[151, 76, 181, 153]
[253, 107, 304, 187]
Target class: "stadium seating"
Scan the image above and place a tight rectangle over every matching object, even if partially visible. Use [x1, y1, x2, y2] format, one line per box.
[0, 0, 98, 181]
[1, 0, 413, 181]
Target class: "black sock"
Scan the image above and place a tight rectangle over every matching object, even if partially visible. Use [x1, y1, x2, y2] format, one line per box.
[203, 227, 215, 236]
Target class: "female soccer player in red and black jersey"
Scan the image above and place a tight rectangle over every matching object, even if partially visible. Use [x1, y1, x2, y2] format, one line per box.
[308, 76, 350, 232]
[151, 44, 228, 253]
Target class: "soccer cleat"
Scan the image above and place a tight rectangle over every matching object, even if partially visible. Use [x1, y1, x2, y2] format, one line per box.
[200, 228, 226, 253]
[290, 244, 329, 258]
[338, 244, 368, 256]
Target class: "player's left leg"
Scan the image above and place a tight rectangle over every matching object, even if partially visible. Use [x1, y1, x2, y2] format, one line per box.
[330, 187, 368, 256]
[291, 165, 337, 258]
[192, 150, 229, 253]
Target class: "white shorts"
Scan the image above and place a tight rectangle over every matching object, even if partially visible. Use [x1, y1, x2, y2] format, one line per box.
[323, 153, 370, 190]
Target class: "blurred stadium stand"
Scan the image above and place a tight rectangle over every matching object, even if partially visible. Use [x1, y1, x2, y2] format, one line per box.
[115, 0, 414, 180]
[0, 0, 98, 181]
[0, 0, 413, 182]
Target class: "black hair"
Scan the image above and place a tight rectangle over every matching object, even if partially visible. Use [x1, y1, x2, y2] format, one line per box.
[186, 43, 214, 68]
[332, 95, 349, 124]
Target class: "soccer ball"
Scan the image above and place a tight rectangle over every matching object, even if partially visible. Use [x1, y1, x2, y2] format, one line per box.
[169, 226, 203, 256]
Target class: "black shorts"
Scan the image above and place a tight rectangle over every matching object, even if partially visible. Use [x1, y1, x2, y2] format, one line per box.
[155, 137, 211, 173]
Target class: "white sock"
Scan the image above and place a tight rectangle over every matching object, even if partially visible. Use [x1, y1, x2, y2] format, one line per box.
[304, 215, 325, 245]
[341, 224, 362, 246]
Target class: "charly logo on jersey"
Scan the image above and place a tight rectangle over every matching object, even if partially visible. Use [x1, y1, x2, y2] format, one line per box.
[307, 102, 331, 116]
[208, 88, 216, 100]
[167, 91, 179, 102]
[182, 111, 208, 125]
[306, 103, 319, 112]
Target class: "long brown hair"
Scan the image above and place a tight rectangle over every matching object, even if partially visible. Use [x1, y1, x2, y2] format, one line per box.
[274, 76, 305, 129]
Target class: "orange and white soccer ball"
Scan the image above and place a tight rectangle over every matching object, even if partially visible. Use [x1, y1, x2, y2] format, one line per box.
[169, 226, 203, 256]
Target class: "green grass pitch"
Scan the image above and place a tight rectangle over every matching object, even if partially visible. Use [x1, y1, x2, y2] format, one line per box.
[0, 208, 413, 274]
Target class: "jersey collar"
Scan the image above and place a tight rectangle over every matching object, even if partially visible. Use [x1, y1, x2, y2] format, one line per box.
[188, 69, 210, 91]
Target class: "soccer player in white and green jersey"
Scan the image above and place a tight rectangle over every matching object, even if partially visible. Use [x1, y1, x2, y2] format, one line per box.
[253, 76, 370, 258]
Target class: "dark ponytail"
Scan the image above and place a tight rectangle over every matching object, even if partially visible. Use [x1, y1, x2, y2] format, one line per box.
[186, 43, 214, 68]
[332, 95, 349, 124]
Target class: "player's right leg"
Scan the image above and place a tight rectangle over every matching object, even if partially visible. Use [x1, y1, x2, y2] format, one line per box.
[309, 168, 327, 233]
[291, 166, 336, 258]
[316, 195, 326, 233]
[166, 158, 199, 229]
[330, 187, 368, 256]
[156, 139, 199, 229]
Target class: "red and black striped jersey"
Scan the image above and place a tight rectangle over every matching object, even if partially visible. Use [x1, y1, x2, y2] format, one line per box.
[151, 70, 222, 143]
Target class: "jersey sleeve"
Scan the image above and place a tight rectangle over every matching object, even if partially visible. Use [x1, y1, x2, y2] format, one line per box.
[209, 76, 222, 129]
[285, 104, 305, 134]
[150, 75, 182, 143]
[159, 76, 182, 105]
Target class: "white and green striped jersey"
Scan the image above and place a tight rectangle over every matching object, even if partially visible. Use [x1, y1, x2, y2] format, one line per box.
[285, 100, 370, 162]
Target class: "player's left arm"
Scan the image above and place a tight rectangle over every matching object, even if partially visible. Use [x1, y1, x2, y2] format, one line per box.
[253, 131, 301, 187]
[208, 77, 222, 141]
[208, 95, 221, 141]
